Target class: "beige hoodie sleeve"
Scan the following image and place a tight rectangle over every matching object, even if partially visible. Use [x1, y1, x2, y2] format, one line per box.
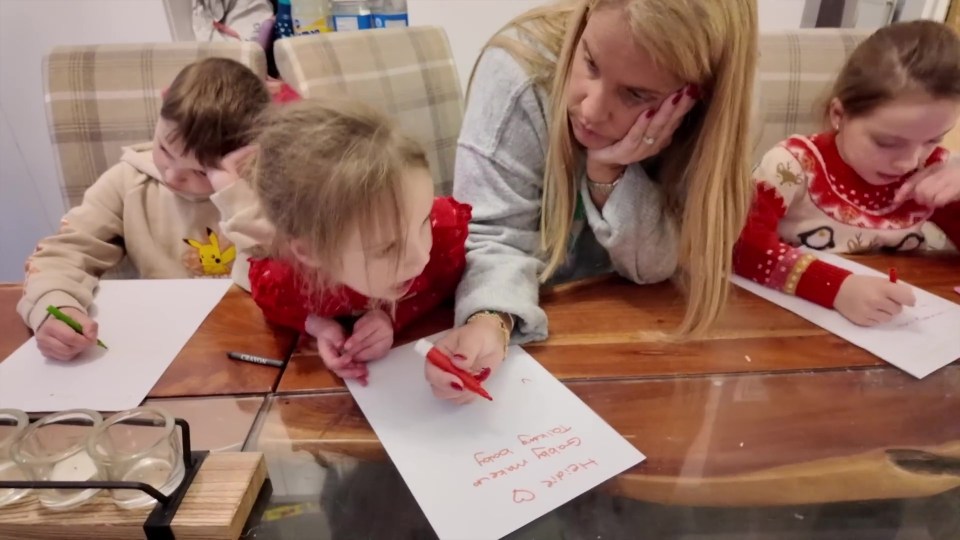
[210, 180, 275, 292]
[17, 163, 131, 331]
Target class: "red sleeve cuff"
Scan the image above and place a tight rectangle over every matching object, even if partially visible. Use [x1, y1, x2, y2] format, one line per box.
[795, 259, 852, 308]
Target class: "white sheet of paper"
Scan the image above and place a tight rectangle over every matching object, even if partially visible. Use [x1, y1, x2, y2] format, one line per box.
[0, 279, 231, 411]
[345, 336, 644, 540]
[731, 252, 960, 379]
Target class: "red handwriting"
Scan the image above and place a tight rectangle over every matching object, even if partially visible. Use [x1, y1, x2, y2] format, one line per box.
[473, 460, 529, 487]
[531, 437, 582, 460]
[541, 459, 599, 488]
[474, 448, 514, 467]
[512, 489, 536, 503]
[517, 425, 572, 446]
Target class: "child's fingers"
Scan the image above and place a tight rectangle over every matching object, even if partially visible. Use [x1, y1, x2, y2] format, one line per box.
[304, 314, 343, 339]
[316, 338, 337, 361]
[81, 321, 99, 342]
[43, 330, 90, 360]
[344, 321, 379, 351]
[894, 177, 921, 204]
[911, 183, 935, 207]
[39, 339, 73, 361]
[328, 353, 355, 370]
[925, 175, 960, 207]
[351, 332, 392, 362]
[869, 310, 893, 324]
[222, 144, 259, 173]
[333, 363, 368, 381]
[886, 283, 917, 307]
[930, 187, 957, 207]
[50, 323, 93, 349]
[874, 297, 903, 317]
[317, 339, 353, 370]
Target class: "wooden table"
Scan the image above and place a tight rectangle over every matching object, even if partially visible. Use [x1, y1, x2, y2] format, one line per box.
[255, 252, 960, 510]
[0, 284, 297, 398]
[277, 252, 960, 391]
[0, 284, 32, 361]
[3, 254, 959, 538]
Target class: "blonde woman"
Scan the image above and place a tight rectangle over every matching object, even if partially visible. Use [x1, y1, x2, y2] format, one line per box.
[428, 0, 758, 403]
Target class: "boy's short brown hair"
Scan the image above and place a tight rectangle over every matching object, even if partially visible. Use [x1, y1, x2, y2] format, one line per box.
[160, 57, 271, 167]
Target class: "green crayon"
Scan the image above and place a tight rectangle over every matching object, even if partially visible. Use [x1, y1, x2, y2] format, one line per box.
[45, 305, 108, 349]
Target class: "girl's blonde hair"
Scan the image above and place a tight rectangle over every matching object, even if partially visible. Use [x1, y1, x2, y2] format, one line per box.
[252, 99, 430, 290]
[829, 20, 960, 121]
[470, 0, 758, 336]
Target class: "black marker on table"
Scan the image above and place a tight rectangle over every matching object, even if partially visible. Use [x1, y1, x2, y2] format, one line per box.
[227, 351, 284, 368]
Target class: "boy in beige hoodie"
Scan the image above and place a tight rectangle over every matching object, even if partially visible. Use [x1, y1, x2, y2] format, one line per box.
[18, 57, 273, 361]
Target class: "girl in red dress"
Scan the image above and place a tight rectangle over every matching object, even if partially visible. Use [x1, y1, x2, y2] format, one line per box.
[734, 21, 960, 326]
[244, 99, 471, 385]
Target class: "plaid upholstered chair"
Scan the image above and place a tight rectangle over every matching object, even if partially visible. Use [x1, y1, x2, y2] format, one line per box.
[43, 42, 267, 210]
[753, 29, 872, 162]
[273, 27, 463, 196]
[754, 29, 952, 250]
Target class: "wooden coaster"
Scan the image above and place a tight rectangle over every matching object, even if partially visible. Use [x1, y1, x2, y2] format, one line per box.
[0, 452, 267, 540]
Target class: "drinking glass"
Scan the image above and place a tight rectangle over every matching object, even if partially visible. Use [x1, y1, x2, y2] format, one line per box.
[11, 409, 103, 510]
[87, 407, 184, 509]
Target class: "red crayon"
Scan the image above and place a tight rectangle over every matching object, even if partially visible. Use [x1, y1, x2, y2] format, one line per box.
[889, 268, 898, 283]
[415, 339, 493, 401]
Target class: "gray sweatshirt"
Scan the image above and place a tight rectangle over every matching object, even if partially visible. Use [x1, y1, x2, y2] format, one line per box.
[453, 46, 680, 344]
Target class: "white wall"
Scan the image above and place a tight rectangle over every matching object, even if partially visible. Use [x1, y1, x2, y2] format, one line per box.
[409, 0, 812, 91]
[897, 0, 953, 21]
[5, 0, 945, 282]
[0, 0, 173, 281]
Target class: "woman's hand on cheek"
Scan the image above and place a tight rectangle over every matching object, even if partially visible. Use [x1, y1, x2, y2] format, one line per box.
[894, 156, 960, 208]
[424, 317, 506, 405]
[305, 314, 369, 385]
[587, 84, 699, 169]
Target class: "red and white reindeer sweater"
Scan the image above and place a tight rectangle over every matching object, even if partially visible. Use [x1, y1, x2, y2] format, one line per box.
[733, 131, 960, 308]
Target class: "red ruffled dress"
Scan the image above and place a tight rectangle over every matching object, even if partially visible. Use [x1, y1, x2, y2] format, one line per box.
[248, 196, 471, 332]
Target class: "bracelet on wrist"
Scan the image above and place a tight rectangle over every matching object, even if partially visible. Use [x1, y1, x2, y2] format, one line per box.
[586, 167, 626, 196]
[466, 310, 512, 356]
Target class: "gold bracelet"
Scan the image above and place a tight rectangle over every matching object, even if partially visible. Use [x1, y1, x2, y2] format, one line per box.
[467, 311, 512, 356]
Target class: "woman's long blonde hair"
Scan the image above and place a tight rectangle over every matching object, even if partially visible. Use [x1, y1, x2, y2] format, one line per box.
[469, 0, 758, 336]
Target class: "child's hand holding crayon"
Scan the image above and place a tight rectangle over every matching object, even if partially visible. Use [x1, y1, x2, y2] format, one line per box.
[834, 275, 916, 326]
[36, 306, 99, 361]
